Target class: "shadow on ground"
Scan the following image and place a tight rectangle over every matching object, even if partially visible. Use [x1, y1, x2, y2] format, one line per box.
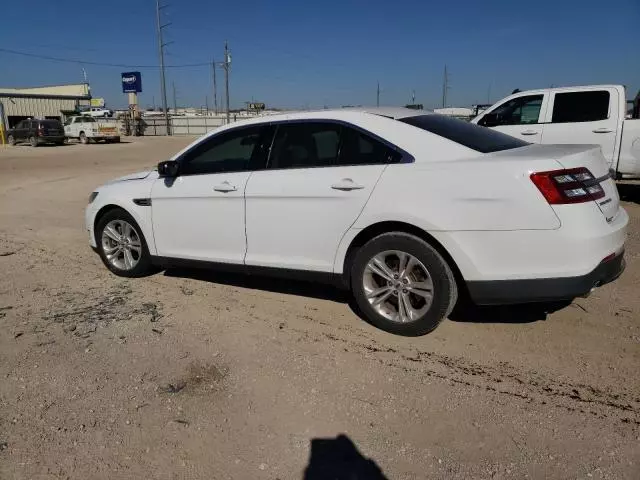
[163, 267, 349, 303]
[617, 182, 640, 205]
[449, 299, 572, 324]
[303, 434, 388, 480]
[163, 267, 570, 327]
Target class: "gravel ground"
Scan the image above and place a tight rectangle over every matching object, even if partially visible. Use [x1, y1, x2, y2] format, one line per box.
[0, 137, 638, 480]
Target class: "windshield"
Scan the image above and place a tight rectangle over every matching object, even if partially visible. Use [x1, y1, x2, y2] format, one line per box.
[399, 114, 528, 153]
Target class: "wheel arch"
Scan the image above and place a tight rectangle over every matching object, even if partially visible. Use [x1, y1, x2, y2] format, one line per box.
[340, 221, 466, 290]
[92, 202, 157, 255]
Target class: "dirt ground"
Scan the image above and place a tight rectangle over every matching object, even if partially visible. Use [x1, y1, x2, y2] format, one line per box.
[0, 137, 638, 480]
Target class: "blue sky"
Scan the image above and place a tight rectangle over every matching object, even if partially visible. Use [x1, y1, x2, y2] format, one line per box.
[1, 0, 638, 110]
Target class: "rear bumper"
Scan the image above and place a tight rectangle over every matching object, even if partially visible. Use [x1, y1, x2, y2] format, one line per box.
[467, 251, 625, 305]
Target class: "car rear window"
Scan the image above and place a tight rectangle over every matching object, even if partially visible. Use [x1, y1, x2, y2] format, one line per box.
[399, 114, 528, 153]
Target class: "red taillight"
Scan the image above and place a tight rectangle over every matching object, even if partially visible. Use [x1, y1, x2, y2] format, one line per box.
[530, 167, 605, 204]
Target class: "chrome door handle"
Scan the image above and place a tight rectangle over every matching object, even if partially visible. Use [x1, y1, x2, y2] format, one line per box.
[592, 128, 612, 133]
[213, 181, 237, 192]
[331, 178, 365, 191]
[520, 130, 538, 136]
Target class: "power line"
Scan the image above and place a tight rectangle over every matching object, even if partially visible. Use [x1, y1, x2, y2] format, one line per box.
[0, 47, 209, 69]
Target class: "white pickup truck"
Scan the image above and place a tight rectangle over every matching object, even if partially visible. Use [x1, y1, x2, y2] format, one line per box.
[471, 85, 640, 179]
[64, 116, 120, 144]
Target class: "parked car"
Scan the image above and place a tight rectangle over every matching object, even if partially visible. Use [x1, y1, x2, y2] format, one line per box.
[7, 119, 65, 147]
[64, 116, 120, 144]
[85, 108, 627, 335]
[85, 107, 113, 118]
[471, 85, 640, 179]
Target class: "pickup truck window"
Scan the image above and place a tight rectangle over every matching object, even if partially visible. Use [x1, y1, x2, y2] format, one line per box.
[551, 91, 609, 123]
[481, 95, 543, 126]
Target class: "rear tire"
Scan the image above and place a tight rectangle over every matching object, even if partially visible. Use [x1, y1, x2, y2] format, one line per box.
[79, 132, 88, 144]
[29, 136, 38, 147]
[350, 232, 458, 336]
[95, 208, 156, 278]
[7, 135, 15, 146]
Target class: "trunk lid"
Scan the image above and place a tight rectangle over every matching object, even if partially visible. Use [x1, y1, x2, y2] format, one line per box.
[548, 144, 620, 222]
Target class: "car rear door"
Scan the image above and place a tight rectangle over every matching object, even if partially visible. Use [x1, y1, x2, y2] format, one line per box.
[476, 93, 548, 142]
[244, 121, 398, 272]
[541, 88, 619, 166]
[150, 124, 271, 263]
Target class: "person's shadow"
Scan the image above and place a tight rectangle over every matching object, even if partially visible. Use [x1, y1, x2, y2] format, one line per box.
[303, 434, 388, 480]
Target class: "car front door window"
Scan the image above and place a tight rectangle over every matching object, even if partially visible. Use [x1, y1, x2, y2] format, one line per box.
[179, 126, 267, 175]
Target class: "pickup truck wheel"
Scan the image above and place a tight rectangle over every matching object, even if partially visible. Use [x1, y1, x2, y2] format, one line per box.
[7, 135, 15, 146]
[29, 136, 38, 147]
[79, 132, 88, 144]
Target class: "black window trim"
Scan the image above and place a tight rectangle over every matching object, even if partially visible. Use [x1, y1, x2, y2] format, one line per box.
[175, 124, 273, 177]
[262, 118, 414, 172]
[174, 119, 414, 176]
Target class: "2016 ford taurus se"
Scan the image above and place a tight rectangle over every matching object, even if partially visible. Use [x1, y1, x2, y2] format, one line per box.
[85, 108, 627, 336]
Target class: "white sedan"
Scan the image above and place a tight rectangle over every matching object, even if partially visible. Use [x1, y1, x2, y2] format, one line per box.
[85, 108, 627, 335]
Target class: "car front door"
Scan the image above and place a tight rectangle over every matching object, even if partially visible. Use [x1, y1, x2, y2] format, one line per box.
[540, 88, 619, 165]
[150, 124, 272, 263]
[476, 93, 548, 143]
[244, 121, 399, 272]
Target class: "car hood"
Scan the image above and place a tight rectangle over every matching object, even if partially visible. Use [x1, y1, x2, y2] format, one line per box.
[106, 169, 158, 184]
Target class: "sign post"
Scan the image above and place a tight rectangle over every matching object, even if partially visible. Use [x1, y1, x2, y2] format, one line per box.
[121, 72, 143, 136]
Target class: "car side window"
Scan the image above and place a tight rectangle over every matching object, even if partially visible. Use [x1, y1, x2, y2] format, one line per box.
[551, 91, 610, 123]
[339, 127, 400, 165]
[269, 123, 341, 169]
[482, 95, 543, 126]
[179, 125, 269, 176]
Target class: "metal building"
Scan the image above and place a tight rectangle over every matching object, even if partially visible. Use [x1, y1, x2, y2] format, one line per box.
[0, 84, 91, 129]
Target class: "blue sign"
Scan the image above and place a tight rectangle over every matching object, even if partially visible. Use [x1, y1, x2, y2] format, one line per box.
[121, 71, 142, 93]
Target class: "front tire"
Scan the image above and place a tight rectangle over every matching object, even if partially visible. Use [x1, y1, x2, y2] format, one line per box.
[79, 132, 88, 144]
[29, 136, 38, 147]
[351, 233, 458, 336]
[96, 208, 155, 277]
[7, 135, 15, 146]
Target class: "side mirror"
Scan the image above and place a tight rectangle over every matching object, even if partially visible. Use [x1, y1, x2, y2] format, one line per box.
[480, 113, 500, 127]
[157, 160, 179, 177]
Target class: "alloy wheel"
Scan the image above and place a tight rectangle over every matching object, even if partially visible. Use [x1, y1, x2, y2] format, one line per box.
[101, 219, 142, 271]
[362, 250, 434, 323]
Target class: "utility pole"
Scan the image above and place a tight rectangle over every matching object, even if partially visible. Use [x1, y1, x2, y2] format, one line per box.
[487, 83, 491, 104]
[412, 89, 416, 104]
[205, 96, 209, 115]
[212, 59, 219, 115]
[155, 0, 171, 134]
[223, 41, 231, 123]
[376, 81, 380, 107]
[172, 81, 177, 114]
[441, 64, 450, 108]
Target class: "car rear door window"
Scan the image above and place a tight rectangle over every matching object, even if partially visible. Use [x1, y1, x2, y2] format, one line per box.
[179, 125, 271, 175]
[551, 91, 610, 123]
[338, 127, 400, 165]
[269, 123, 341, 169]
